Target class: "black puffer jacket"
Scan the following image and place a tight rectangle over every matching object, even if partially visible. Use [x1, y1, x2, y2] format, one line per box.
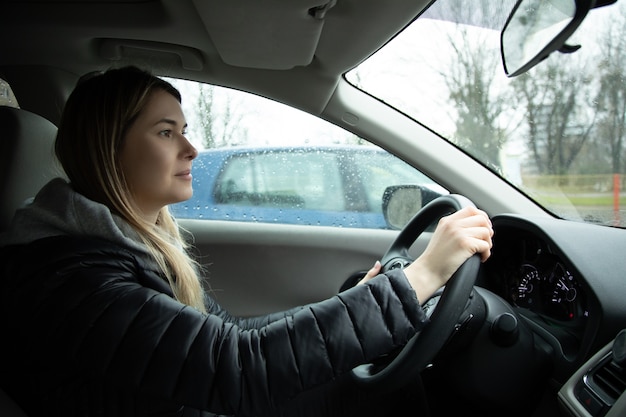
[0, 235, 426, 417]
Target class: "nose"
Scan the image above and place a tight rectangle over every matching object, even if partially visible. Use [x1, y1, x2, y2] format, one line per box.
[188, 144, 198, 160]
[182, 136, 198, 160]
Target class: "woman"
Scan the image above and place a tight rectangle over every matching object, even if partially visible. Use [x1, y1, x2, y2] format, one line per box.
[0, 66, 493, 416]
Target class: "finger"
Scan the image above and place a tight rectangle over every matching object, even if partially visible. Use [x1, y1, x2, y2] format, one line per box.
[453, 208, 492, 228]
[447, 206, 485, 219]
[359, 260, 382, 284]
[476, 238, 493, 262]
[365, 260, 382, 279]
[446, 210, 493, 240]
[464, 226, 494, 262]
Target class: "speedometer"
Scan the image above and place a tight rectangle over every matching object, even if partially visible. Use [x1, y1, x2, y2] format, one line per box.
[545, 263, 579, 321]
[512, 264, 541, 309]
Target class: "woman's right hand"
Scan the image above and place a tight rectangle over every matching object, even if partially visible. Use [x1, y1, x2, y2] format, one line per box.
[403, 206, 493, 304]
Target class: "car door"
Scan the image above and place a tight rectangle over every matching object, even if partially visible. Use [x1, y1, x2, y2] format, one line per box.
[165, 80, 446, 317]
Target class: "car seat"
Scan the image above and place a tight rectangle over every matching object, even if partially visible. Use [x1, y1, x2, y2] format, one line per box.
[0, 388, 27, 417]
[0, 105, 60, 415]
[0, 106, 61, 232]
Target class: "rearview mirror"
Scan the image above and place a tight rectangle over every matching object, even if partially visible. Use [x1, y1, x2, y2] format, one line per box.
[501, 0, 597, 77]
[382, 185, 443, 230]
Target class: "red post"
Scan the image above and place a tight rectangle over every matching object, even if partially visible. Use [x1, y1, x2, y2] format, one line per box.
[614, 173, 621, 226]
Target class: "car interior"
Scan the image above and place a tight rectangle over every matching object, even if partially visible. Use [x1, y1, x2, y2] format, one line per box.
[2, 0, 626, 416]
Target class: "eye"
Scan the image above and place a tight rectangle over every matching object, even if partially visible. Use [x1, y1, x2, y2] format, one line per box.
[159, 129, 172, 138]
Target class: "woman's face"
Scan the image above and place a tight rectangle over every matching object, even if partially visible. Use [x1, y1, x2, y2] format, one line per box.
[119, 89, 197, 221]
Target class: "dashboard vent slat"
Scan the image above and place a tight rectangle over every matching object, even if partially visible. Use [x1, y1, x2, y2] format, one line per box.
[588, 358, 626, 404]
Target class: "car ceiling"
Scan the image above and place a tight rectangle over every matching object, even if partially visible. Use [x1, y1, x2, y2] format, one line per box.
[0, 0, 432, 124]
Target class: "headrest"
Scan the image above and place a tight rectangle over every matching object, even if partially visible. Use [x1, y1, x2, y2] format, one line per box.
[0, 106, 61, 232]
[0, 78, 19, 108]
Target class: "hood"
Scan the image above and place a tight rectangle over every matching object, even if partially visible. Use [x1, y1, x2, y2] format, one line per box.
[0, 178, 151, 260]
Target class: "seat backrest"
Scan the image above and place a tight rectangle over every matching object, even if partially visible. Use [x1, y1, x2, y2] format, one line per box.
[0, 388, 28, 417]
[0, 99, 59, 415]
[0, 106, 60, 232]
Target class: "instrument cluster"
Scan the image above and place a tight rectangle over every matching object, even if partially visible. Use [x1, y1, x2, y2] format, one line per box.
[487, 229, 587, 322]
[510, 257, 582, 321]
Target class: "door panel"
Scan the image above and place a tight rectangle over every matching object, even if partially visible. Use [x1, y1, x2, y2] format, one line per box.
[180, 219, 430, 316]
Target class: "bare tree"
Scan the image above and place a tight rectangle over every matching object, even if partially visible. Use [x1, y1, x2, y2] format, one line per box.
[593, 3, 626, 175]
[196, 84, 216, 148]
[444, 33, 511, 169]
[511, 58, 596, 176]
[433, 0, 516, 169]
[195, 84, 248, 149]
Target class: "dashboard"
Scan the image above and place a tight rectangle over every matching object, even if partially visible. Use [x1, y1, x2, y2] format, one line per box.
[415, 214, 626, 416]
[482, 214, 626, 372]
[480, 215, 605, 368]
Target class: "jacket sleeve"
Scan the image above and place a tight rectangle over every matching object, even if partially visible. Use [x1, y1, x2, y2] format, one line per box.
[204, 293, 306, 329]
[98, 268, 425, 416]
[4, 239, 427, 417]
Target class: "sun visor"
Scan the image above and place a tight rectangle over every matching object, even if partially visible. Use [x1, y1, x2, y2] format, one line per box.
[192, 0, 336, 70]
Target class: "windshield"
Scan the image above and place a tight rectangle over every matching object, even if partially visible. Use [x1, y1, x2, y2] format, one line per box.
[347, 0, 626, 228]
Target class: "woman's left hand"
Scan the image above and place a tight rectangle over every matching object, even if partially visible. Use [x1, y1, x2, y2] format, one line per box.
[358, 260, 382, 285]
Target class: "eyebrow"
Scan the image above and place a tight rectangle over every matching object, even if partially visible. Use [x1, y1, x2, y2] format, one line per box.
[155, 118, 188, 129]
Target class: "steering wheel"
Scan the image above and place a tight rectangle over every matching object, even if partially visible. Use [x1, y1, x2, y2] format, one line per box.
[352, 194, 481, 391]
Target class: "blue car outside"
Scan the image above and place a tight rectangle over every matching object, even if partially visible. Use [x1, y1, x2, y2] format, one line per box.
[169, 146, 442, 229]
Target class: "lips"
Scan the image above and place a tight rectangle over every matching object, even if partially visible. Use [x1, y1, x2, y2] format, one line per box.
[175, 169, 192, 180]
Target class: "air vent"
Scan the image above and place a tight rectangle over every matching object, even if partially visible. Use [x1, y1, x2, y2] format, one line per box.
[586, 354, 626, 405]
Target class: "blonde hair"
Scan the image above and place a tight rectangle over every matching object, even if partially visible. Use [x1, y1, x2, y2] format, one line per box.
[55, 66, 206, 312]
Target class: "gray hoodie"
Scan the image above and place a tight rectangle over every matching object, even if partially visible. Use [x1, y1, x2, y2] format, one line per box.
[1, 178, 153, 263]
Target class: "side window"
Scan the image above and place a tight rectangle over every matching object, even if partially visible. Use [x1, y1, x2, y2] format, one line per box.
[166, 78, 448, 229]
[215, 151, 344, 211]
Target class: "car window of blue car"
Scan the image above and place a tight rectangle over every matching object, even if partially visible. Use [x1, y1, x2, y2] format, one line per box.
[165, 79, 448, 229]
[215, 149, 345, 211]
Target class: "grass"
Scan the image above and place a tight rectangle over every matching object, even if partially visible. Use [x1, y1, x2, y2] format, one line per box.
[523, 174, 625, 208]
[536, 193, 626, 207]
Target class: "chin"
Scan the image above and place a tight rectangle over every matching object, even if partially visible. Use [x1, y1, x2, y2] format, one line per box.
[173, 193, 193, 205]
